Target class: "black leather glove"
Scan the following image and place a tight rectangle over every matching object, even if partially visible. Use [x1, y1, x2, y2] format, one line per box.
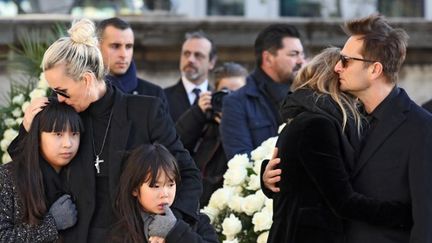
[48, 194, 78, 230]
[148, 204, 177, 238]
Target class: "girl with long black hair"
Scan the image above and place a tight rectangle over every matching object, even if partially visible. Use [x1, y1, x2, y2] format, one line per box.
[0, 99, 83, 242]
[113, 144, 218, 243]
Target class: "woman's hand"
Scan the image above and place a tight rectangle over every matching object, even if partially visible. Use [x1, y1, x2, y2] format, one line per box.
[23, 97, 49, 131]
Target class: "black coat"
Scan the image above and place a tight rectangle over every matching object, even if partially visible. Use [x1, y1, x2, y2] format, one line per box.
[8, 86, 202, 243]
[264, 89, 412, 243]
[110, 213, 218, 243]
[164, 80, 191, 122]
[175, 105, 227, 206]
[164, 213, 218, 243]
[346, 88, 432, 243]
[134, 78, 169, 110]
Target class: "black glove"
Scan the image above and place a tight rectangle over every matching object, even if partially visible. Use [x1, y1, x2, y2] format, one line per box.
[148, 204, 177, 238]
[48, 194, 78, 230]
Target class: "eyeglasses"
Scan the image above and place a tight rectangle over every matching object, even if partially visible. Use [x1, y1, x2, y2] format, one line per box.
[51, 89, 70, 99]
[339, 54, 377, 68]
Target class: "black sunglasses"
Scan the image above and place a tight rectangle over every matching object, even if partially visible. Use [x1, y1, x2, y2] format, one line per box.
[339, 54, 377, 68]
[51, 89, 71, 99]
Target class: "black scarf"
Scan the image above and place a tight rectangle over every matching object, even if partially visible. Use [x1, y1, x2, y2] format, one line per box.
[254, 68, 290, 125]
[106, 61, 138, 94]
[39, 155, 68, 207]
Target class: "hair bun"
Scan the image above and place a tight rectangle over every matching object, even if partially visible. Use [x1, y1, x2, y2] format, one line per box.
[68, 18, 98, 46]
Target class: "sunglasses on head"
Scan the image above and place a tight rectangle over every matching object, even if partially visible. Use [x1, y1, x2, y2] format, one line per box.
[51, 89, 70, 99]
[339, 54, 377, 68]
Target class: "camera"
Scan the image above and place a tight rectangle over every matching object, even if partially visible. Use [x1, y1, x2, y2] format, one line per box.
[211, 88, 231, 113]
[205, 88, 231, 120]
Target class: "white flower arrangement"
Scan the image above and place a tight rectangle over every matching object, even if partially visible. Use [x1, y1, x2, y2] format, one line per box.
[0, 72, 49, 164]
[202, 126, 285, 243]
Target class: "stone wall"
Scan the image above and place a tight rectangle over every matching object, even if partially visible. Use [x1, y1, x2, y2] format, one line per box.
[1, 14, 432, 105]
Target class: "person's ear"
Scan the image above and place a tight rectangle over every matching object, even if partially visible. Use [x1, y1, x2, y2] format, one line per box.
[262, 50, 275, 67]
[83, 71, 97, 85]
[132, 188, 139, 197]
[209, 56, 217, 70]
[370, 62, 383, 80]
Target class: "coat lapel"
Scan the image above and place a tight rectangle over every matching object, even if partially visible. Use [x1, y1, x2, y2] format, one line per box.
[174, 80, 191, 111]
[107, 89, 131, 200]
[352, 89, 411, 178]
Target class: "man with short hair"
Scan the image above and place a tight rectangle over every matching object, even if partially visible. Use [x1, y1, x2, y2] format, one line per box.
[164, 31, 217, 122]
[220, 24, 305, 159]
[334, 14, 432, 243]
[97, 17, 167, 104]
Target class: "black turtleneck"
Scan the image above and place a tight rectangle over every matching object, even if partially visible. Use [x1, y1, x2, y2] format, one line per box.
[87, 85, 115, 232]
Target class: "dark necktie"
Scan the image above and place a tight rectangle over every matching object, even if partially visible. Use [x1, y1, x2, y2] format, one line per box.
[192, 88, 201, 105]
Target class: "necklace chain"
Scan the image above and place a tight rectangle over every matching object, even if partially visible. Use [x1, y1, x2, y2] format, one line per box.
[92, 108, 114, 157]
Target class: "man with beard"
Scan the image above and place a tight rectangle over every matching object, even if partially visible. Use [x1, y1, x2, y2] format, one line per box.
[97, 17, 167, 105]
[164, 31, 217, 122]
[220, 24, 305, 159]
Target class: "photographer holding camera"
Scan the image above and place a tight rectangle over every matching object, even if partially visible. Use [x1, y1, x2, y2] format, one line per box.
[175, 62, 247, 206]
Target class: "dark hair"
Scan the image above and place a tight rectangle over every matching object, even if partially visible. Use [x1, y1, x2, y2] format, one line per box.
[213, 62, 248, 90]
[255, 24, 301, 66]
[114, 144, 180, 243]
[185, 30, 217, 61]
[343, 14, 408, 82]
[15, 98, 83, 225]
[97, 17, 131, 40]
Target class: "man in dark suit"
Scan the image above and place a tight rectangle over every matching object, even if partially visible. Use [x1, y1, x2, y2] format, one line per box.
[164, 31, 217, 122]
[97, 17, 167, 106]
[333, 14, 432, 243]
[262, 14, 432, 243]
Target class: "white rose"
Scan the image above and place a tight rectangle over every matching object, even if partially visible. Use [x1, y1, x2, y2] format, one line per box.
[252, 158, 263, 175]
[11, 107, 22, 118]
[223, 166, 247, 187]
[257, 231, 269, 243]
[0, 139, 10, 152]
[251, 145, 267, 162]
[2, 152, 12, 164]
[227, 154, 250, 170]
[37, 73, 49, 89]
[278, 123, 287, 133]
[242, 192, 265, 216]
[12, 93, 25, 105]
[223, 239, 239, 243]
[3, 128, 18, 142]
[227, 195, 244, 213]
[201, 206, 219, 224]
[15, 117, 23, 125]
[246, 174, 261, 191]
[222, 214, 242, 238]
[29, 88, 47, 100]
[252, 210, 273, 232]
[208, 187, 234, 210]
[21, 101, 30, 113]
[4, 118, 16, 128]
[262, 198, 273, 213]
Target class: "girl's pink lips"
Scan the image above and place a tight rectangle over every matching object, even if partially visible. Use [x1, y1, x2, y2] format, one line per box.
[59, 152, 73, 158]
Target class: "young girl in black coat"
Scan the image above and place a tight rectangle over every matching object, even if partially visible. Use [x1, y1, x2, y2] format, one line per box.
[113, 144, 218, 243]
[0, 99, 83, 242]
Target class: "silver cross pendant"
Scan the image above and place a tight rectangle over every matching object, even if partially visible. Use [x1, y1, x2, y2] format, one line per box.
[95, 155, 104, 174]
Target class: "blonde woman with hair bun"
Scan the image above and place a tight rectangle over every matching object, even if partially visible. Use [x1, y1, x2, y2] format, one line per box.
[262, 47, 412, 243]
[8, 18, 202, 243]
